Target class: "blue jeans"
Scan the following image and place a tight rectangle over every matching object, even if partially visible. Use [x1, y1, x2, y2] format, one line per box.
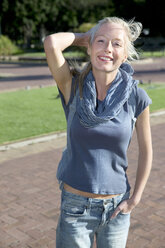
[56, 189, 130, 248]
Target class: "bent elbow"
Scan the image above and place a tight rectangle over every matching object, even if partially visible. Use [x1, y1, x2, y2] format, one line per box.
[44, 35, 57, 52]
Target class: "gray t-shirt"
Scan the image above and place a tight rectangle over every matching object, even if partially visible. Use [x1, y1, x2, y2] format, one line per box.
[57, 81, 152, 195]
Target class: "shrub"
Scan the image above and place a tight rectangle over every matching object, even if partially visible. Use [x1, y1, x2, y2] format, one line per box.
[75, 23, 96, 33]
[0, 35, 19, 56]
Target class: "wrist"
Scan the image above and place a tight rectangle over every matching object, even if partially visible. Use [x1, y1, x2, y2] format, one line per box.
[129, 194, 141, 207]
[73, 33, 89, 47]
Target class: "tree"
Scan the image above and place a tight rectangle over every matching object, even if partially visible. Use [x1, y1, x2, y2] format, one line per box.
[1, 0, 165, 49]
[1, 0, 60, 48]
[1, 0, 116, 47]
[144, 0, 165, 36]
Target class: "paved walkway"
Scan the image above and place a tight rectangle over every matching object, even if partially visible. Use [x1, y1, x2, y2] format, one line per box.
[0, 62, 55, 92]
[0, 57, 165, 92]
[0, 114, 165, 248]
[0, 58, 165, 247]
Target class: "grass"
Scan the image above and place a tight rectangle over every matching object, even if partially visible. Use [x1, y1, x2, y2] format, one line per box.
[140, 50, 165, 58]
[139, 83, 165, 112]
[17, 51, 86, 59]
[0, 83, 165, 145]
[0, 86, 66, 145]
[14, 50, 165, 59]
[18, 52, 46, 57]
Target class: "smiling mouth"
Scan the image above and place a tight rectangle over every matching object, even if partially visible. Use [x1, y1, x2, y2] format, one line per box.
[98, 56, 113, 62]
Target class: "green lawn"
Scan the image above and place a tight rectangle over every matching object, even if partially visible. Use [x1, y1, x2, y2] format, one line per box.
[140, 51, 165, 58]
[17, 51, 85, 59]
[0, 86, 66, 144]
[18, 52, 46, 57]
[16, 50, 165, 59]
[0, 83, 165, 145]
[140, 83, 165, 112]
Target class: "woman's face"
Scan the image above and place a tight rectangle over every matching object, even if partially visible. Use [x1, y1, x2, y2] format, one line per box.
[88, 22, 127, 75]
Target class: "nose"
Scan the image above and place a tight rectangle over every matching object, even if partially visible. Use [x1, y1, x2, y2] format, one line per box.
[105, 41, 112, 53]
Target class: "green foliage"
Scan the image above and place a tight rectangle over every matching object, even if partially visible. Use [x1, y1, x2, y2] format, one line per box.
[75, 23, 96, 33]
[0, 35, 19, 56]
[0, 0, 116, 48]
[1, 0, 165, 49]
[1, 0, 60, 48]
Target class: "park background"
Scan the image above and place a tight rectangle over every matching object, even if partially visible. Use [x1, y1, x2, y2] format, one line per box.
[0, 1, 165, 248]
[1, 0, 165, 50]
[0, 0, 165, 145]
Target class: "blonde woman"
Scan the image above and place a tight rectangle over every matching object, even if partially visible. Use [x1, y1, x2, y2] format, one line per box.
[44, 17, 152, 248]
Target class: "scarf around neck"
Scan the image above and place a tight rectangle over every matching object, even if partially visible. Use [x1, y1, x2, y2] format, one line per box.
[76, 63, 138, 128]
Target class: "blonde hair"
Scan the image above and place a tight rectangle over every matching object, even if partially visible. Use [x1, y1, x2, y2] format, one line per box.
[75, 17, 142, 97]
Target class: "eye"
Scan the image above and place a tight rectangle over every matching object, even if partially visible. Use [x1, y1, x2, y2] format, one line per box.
[97, 39, 104, 43]
[113, 41, 122, 47]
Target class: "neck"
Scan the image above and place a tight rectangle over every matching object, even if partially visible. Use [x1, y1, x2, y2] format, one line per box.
[92, 69, 118, 101]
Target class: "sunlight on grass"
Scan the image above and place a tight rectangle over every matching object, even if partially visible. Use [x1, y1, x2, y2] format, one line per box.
[0, 86, 66, 144]
[0, 83, 165, 144]
[139, 83, 165, 112]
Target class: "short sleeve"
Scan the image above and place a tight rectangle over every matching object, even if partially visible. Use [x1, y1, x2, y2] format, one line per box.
[135, 86, 152, 118]
[58, 77, 76, 119]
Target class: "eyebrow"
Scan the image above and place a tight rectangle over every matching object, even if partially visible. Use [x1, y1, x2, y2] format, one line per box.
[112, 38, 123, 43]
[95, 35, 123, 42]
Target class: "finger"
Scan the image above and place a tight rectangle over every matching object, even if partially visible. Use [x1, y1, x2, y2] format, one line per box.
[110, 208, 121, 219]
[120, 210, 131, 215]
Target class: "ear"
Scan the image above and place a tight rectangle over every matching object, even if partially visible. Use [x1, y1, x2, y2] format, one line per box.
[87, 44, 91, 56]
[122, 55, 127, 63]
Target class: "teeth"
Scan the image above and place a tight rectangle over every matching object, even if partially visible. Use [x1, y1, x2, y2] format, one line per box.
[99, 56, 112, 61]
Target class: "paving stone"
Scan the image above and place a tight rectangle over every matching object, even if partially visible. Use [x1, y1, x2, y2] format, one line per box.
[0, 60, 165, 247]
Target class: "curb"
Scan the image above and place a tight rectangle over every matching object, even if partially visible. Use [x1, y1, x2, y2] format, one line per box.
[150, 110, 165, 117]
[0, 132, 66, 152]
[0, 110, 165, 152]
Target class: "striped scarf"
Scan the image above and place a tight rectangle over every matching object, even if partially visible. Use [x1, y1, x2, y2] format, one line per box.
[76, 63, 138, 128]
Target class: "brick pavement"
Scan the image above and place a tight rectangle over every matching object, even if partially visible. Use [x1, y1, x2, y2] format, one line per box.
[0, 57, 165, 92]
[0, 116, 165, 248]
[0, 57, 165, 247]
[0, 62, 55, 92]
[132, 57, 165, 83]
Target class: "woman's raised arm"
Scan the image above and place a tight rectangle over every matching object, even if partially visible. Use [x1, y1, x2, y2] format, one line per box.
[44, 32, 89, 104]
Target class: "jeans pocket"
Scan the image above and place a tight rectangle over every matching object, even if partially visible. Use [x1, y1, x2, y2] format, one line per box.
[62, 198, 87, 217]
[119, 211, 131, 216]
[115, 192, 131, 217]
[117, 191, 130, 205]
[113, 191, 130, 211]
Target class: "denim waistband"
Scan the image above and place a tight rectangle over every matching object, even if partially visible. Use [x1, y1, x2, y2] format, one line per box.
[60, 182, 130, 209]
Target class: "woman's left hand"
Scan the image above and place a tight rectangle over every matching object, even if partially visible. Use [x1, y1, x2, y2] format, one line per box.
[110, 198, 137, 219]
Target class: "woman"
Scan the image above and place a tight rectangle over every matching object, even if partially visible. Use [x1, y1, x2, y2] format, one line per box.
[44, 17, 152, 248]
